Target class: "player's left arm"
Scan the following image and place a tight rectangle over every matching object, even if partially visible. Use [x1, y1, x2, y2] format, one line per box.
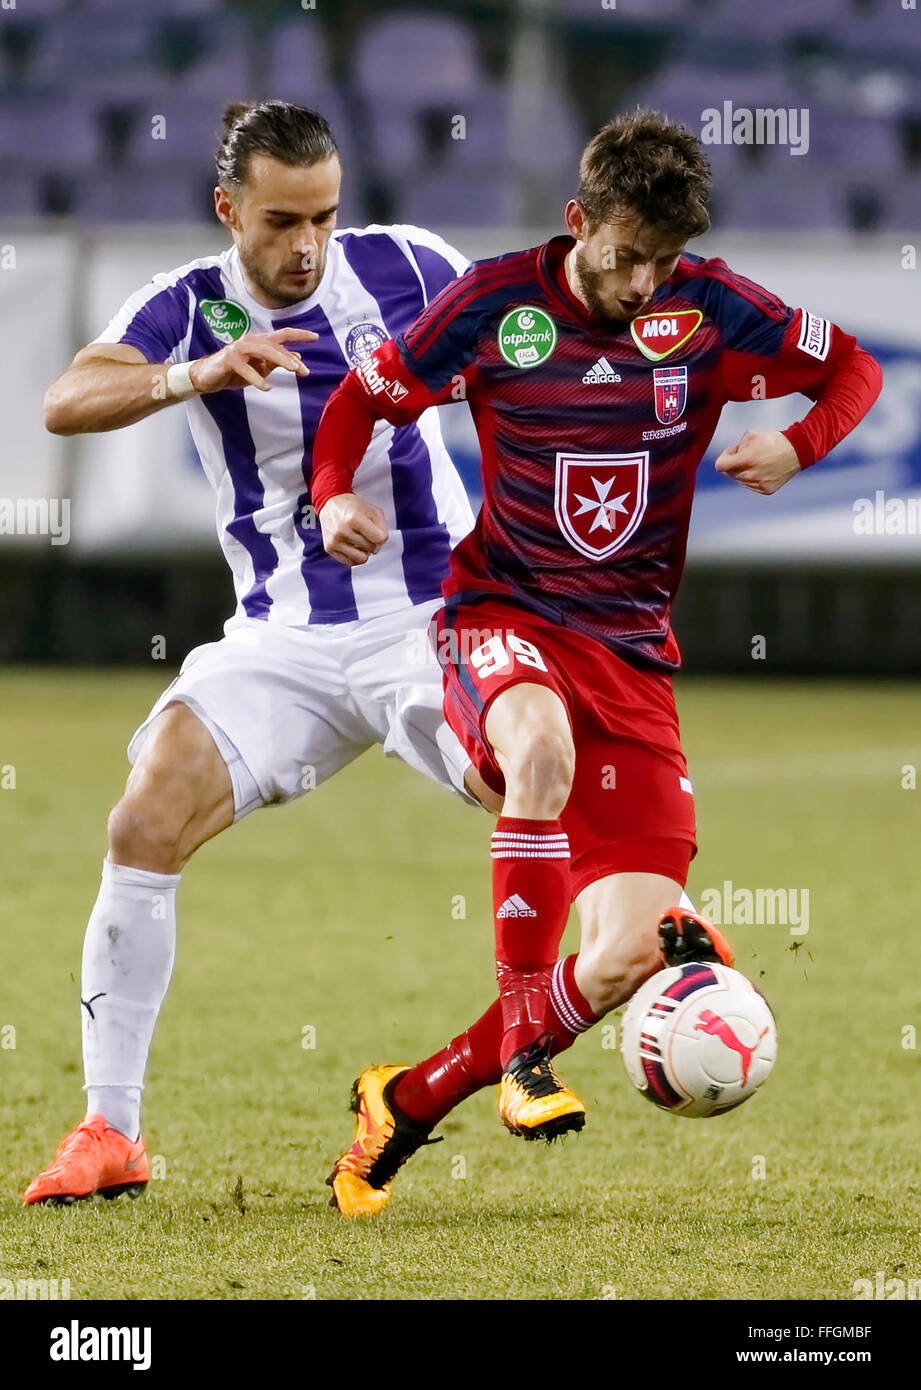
[312, 262, 484, 564]
[716, 308, 883, 495]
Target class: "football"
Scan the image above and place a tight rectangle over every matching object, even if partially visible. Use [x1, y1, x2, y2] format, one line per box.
[620, 962, 778, 1118]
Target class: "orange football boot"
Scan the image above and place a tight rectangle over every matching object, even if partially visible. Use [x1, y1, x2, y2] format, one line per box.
[23, 1114, 149, 1205]
[658, 907, 735, 969]
[327, 1064, 440, 1217]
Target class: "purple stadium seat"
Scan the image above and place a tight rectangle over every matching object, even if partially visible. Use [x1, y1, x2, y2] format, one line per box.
[352, 11, 484, 109]
[806, 105, 901, 173]
[506, 83, 587, 177]
[720, 166, 844, 231]
[75, 166, 212, 223]
[694, 0, 856, 42]
[126, 95, 232, 169]
[401, 164, 517, 228]
[0, 97, 101, 170]
[626, 62, 806, 138]
[267, 17, 335, 101]
[28, 13, 159, 87]
[836, 5, 921, 57]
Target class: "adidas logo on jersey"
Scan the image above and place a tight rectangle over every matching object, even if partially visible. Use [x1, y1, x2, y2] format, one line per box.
[496, 894, 538, 918]
[582, 357, 622, 385]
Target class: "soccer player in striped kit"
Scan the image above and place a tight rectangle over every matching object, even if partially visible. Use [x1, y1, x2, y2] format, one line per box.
[314, 108, 883, 1215]
[24, 100, 498, 1204]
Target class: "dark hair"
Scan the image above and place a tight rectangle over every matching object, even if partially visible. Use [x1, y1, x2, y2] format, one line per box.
[577, 107, 711, 239]
[216, 100, 339, 188]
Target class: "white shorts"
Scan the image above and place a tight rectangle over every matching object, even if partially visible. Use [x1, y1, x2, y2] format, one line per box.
[127, 599, 474, 820]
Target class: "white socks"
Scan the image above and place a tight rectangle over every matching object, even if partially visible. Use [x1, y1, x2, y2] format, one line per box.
[81, 860, 179, 1141]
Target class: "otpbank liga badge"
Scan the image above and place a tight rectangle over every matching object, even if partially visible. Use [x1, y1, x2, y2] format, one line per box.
[497, 305, 557, 369]
[200, 298, 250, 344]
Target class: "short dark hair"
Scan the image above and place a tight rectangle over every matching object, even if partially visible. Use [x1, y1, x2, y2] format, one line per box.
[216, 100, 339, 189]
[577, 107, 711, 240]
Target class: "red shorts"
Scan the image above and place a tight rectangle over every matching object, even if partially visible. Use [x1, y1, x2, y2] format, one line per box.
[435, 598, 697, 898]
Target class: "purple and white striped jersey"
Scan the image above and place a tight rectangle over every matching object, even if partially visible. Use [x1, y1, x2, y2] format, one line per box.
[92, 225, 475, 628]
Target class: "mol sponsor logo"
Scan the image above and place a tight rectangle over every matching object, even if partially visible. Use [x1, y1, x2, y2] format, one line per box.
[631, 309, 702, 361]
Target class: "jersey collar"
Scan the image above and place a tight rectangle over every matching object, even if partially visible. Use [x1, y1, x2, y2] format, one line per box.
[537, 235, 595, 324]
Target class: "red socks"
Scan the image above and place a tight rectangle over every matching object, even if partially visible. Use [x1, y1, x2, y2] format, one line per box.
[392, 954, 598, 1129]
[491, 816, 571, 1067]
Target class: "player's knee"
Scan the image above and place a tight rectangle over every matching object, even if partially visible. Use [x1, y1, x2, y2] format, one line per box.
[106, 790, 187, 874]
[503, 725, 575, 816]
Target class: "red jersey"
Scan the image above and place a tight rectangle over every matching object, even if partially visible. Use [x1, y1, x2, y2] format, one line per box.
[312, 235, 882, 672]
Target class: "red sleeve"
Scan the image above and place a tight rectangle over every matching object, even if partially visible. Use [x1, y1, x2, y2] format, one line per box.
[781, 344, 882, 468]
[721, 309, 883, 468]
[310, 339, 467, 515]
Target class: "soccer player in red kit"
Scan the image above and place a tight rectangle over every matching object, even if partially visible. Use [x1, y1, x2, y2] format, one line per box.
[311, 108, 882, 1214]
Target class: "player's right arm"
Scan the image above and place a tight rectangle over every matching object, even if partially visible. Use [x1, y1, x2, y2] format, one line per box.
[43, 329, 317, 436]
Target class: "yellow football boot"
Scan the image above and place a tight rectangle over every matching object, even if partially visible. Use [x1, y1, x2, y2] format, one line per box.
[498, 1039, 586, 1141]
[326, 1064, 440, 1217]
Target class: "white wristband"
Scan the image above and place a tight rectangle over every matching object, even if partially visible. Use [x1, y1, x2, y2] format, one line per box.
[166, 361, 196, 400]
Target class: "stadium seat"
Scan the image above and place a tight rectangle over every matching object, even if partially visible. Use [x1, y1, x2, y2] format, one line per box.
[625, 62, 806, 137]
[720, 165, 845, 231]
[692, 0, 854, 43]
[836, 5, 921, 59]
[27, 13, 159, 87]
[267, 17, 335, 100]
[75, 166, 214, 223]
[352, 10, 484, 110]
[401, 164, 517, 228]
[124, 95, 236, 171]
[0, 96, 101, 171]
[264, 19, 358, 168]
[805, 105, 901, 175]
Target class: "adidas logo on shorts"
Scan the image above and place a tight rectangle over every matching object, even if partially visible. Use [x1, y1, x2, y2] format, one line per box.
[497, 894, 538, 918]
[582, 356, 622, 385]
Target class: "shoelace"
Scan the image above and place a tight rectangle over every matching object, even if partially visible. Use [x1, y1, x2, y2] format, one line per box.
[510, 1049, 564, 1100]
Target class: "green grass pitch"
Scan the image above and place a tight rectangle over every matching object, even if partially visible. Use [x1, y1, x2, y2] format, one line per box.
[1, 669, 919, 1300]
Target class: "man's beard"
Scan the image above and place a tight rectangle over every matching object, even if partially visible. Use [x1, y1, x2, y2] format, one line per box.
[239, 243, 324, 307]
[572, 247, 631, 323]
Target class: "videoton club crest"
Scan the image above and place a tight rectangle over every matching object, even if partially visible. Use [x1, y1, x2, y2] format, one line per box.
[653, 365, 688, 424]
[554, 452, 649, 561]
